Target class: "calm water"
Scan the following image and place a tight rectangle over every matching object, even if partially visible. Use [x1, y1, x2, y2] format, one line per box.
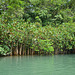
[0, 54, 75, 75]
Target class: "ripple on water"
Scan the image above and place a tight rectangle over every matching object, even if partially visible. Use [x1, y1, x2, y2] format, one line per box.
[0, 54, 75, 75]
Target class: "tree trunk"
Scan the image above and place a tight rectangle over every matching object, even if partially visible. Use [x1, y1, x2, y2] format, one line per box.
[16, 41, 18, 55]
[19, 44, 22, 55]
[73, 48, 75, 53]
[54, 48, 58, 55]
[27, 48, 29, 55]
[32, 50, 34, 55]
[23, 45, 25, 55]
[10, 43, 13, 56]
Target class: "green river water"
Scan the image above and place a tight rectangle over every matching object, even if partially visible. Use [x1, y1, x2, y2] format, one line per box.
[0, 54, 75, 75]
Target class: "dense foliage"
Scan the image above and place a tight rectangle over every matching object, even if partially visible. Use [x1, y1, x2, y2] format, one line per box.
[0, 0, 75, 55]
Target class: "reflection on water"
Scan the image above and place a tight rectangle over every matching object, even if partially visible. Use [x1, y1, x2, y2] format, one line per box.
[0, 54, 75, 75]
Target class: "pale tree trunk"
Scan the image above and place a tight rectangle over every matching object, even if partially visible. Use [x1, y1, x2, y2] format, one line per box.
[27, 48, 29, 55]
[19, 44, 22, 55]
[16, 41, 18, 55]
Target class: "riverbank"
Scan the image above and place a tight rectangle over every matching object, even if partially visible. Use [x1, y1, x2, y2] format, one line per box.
[0, 48, 75, 57]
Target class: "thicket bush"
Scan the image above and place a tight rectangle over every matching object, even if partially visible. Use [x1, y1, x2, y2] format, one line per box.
[0, 0, 75, 55]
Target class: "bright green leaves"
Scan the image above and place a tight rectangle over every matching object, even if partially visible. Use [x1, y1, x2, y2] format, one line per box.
[31, 38, 54, 53]
[0, 45, 10, 55]
[0, 47, 5, 55]
[49, 46, 54, 51]
[39, 39, 54, 52]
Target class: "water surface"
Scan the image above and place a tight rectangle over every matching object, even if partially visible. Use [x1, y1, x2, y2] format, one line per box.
[0, 54, 75, 75]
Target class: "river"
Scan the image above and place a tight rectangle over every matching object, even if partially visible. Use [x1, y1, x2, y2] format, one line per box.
[0, 54, 75, 75]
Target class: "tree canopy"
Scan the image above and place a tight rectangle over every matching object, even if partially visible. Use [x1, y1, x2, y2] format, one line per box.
[0, 0, 75, 55]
